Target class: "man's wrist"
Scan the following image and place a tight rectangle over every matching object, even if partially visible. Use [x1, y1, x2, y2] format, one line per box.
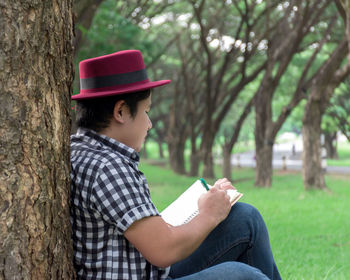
[196, 211, 220, 229]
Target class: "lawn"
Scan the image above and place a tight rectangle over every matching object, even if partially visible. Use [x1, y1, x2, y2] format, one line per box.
[140, 161, 350, 280]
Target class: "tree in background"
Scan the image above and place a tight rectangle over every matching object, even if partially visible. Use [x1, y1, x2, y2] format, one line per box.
[190, 0, 268, 178]
[221, 97, 255, 181]
[301, 1, 350, 190]
[341, 0, 350, 56]
[302, 38, 349, 190]
[73, 0, 104, 55]
[254, 0, 342, 187]
[336, 0, 350, 142]
[0, 1, 75, 279]
[165, 0, 269, 178]
[71, 0, 350, 189]
[322, 115, 340, 159]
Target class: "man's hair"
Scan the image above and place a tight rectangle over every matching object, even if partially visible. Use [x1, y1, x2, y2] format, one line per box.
[75, 89, 151, 132]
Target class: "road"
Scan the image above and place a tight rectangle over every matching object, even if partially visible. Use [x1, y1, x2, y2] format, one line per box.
[229, 140, 350, 175]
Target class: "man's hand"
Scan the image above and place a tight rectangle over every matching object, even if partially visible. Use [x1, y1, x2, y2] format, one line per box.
[214, 178, 236, 191]
[197, 178, 235, 226]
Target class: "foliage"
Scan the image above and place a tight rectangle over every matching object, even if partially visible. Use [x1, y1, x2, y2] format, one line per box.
[77, 0, 155, 59]
[325, 80, 350, 141]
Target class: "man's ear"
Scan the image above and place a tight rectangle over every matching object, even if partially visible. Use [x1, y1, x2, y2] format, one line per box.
[113, 100, 126, 123]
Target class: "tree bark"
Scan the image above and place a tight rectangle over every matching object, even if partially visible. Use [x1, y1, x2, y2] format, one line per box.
[201, 130, 216, 179]
[189, 152, 200, 177]
[0, 1, 75, 279]
[167, 99, 187, 173]
[255, 143, 274, 187]
[157, 140, 164, 159]
[302, 101, 327, 190]
[339, 0, 350, 58]
[167, 81, 187, 174]
[73, 0, 104, 56]
[324, 132, 339, 159]
[221, 96, 255, 181]
[222, 144, 233, 181]
[302, 38, 349, 190]
[168, 139, 186, 175]
[202, 151, 215, 179]
[254, 65, 274, 187]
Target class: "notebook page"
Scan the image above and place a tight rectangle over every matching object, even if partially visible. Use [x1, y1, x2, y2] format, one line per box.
[160, 180, 243, 226]
[160, 180, 207, 226]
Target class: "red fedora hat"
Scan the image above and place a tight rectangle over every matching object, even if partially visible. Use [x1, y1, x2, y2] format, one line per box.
[71, 50, 171, 100]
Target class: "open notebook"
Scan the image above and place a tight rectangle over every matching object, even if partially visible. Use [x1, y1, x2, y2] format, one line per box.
[160, 180, 243, 226]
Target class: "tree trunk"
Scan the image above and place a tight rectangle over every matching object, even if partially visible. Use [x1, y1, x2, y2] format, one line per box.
[324, 132, 339, 159]
[189, 131, 200, 177]
[189, 152, 200, 177]
[202, 151, 215, 179]
[339, 0, 350, 57]
[221, 96, 255, 182]
[254, 77, 274, 187]
[157, 140, 164, 159]
[301, 36, 349, 190]
[302, 104, 327, 190]
[222, 144, 233, 182]
[168, 139, 186, 175]
[0, 1, 75, 279]
[73, 0, 104, 56]
[201, 134, 216, 179]
[255, 144, 273, 187]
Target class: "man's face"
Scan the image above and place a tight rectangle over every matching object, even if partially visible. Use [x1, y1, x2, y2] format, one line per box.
[123, 94, 152, 152]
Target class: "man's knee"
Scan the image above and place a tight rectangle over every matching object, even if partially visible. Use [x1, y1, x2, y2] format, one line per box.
[228, 202, 263, 225]
[222, 202, 267, 241]
[232, 202, 260, 217]
[207, 262, 269, 280]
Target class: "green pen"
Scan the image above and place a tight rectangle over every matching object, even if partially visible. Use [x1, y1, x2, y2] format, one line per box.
[200, 178, 210, 191]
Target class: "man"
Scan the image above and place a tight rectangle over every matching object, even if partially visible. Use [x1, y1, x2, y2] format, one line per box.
[70, 50, 282, 280]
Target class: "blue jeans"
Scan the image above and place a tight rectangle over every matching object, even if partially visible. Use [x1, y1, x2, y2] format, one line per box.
[167, 202, 282, 280]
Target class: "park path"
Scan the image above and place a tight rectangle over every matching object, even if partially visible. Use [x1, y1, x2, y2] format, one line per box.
[229, 139, 350, 175]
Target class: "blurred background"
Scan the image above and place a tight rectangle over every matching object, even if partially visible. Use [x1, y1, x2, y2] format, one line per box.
[72, 0, 350, 190]
[71, 2, 350, 278]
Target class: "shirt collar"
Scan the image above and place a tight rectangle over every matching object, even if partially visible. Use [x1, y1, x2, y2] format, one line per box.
[75, 128, 140, 163]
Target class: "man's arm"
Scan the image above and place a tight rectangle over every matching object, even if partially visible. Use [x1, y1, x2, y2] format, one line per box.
[124, 179, 234, 268]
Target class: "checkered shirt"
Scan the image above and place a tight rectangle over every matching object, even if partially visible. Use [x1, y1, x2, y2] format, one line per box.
[70, 128, 169, 280]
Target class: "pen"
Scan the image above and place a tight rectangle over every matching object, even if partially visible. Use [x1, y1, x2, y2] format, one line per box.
[200, 178, 210, 191]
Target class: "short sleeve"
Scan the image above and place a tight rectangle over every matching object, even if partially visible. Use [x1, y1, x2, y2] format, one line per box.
[90, 160, 159, 234]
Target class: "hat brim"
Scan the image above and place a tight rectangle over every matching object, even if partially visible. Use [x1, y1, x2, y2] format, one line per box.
[71, 79, 171, 100]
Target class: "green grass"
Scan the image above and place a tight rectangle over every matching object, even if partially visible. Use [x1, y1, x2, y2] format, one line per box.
[140, 161, 350, 280]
